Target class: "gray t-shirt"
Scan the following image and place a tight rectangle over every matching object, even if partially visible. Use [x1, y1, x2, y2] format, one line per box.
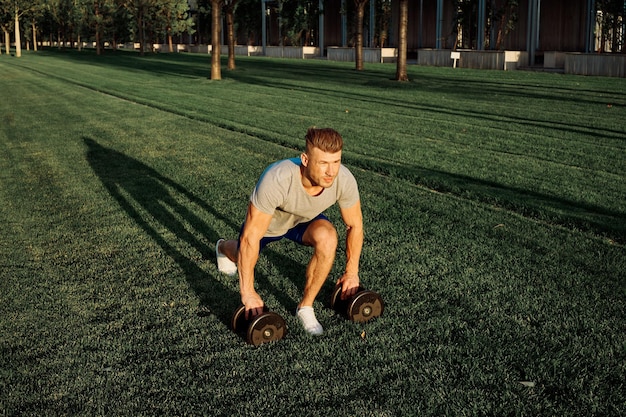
[250, 158, 360, 237]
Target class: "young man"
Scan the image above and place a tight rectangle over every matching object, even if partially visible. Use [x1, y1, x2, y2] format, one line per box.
[216, 128, 364, 335]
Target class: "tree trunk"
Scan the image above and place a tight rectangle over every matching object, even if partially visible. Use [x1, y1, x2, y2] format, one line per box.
[5, 29, 11, 55]
[167, 10, 173, 53]
[4, 29, 9, 55]
[611, 12, 619, 52]
[354, 0, 367, 71]
[14, 7, 22, 57]
[32, 21, 38, 51]
[226, 2, 236, 70]
[95, 2, 102, 55]
[211, 0, 223, 80]
[395, 0, 408, 81]
[96, 26, 102, 55]
[495, 13, 506, 50]
[138, 9, 145, 56]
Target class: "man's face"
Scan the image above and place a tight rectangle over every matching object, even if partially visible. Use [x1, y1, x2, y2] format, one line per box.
[301, 146, 342, 189]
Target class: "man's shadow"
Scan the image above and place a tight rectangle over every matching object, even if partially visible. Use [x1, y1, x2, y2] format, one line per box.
[84, 138, 317, 327]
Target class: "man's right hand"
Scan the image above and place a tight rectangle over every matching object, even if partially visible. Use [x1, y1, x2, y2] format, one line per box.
[242, 291, 265, 320]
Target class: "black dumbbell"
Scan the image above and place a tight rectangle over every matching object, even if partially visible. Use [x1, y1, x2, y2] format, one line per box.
[230, 305, 287, 346]
[330, 286, 384, 323]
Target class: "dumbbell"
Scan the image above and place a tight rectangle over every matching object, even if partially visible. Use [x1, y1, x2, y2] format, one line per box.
[330, 285, 384, 323]
[230, 305, 287, 346]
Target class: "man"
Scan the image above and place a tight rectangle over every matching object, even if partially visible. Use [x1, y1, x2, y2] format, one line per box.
[215, 128, 364, 335]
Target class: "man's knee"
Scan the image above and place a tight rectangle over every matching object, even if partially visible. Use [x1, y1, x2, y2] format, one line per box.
[305, 220, 338, 252]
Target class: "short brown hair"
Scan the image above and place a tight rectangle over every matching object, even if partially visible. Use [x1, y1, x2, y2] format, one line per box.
[305, 128, 344, 154]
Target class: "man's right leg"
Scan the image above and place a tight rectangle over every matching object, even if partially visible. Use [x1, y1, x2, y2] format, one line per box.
[295, 218, 338, 336]
[218, 239, 239, 263]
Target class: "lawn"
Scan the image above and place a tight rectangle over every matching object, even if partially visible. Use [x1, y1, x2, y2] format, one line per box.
[1, 49, 625, 416]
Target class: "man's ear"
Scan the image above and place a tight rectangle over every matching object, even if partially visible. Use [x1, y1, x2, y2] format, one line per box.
[300, 153, 308, 167]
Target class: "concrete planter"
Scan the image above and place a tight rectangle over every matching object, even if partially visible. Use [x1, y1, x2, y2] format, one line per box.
[418, 49, 525, 70]
[544, 51, 566, 69]
[418, 49, 454, 66]
[565, 53, 626, 77]
[327, 47, 397, 63]
[460, 50, 525, 70]
[265, 46, 319, 59]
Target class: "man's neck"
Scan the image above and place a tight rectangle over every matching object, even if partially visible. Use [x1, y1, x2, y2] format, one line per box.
[300, 166, 324, 196]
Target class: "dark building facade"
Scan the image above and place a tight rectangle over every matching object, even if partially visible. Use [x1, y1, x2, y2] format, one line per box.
[317, 0, 601, 53]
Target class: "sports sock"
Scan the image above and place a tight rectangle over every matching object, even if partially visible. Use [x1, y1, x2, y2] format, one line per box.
[296, 306, 323, 336]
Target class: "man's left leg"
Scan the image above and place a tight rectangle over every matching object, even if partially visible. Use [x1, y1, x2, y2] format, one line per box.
[296, 219, 338, 335]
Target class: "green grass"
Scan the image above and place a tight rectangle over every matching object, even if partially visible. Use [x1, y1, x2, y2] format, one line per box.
[1, 49, 625, 416]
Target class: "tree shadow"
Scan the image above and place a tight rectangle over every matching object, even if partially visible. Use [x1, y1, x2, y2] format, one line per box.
[40, 49, 626, 143]
[84, 138, 320, 326]
[342, 153, 626, 244]
[84, 137, 238, 323]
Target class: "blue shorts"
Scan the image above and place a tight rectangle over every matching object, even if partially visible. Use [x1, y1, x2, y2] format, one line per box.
[239, 213, 329, 252]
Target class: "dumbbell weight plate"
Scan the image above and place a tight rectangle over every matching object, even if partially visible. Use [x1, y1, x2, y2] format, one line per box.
[231, 304, 271, 332]
[247, 312, 287, 346]
[348, 290, 384, 323]
[330, 285, 362, 312]
[230, 304, 248, 333]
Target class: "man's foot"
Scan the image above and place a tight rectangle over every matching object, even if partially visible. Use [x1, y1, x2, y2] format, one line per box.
[296, 306, 323, 336]
[215, 239, 237, 276]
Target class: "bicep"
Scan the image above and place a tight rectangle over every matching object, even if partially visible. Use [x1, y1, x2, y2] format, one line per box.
[340, 200, 363, 230]
[242, 203, 273, 242]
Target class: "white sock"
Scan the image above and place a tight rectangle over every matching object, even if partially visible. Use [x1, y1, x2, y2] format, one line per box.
[296, 306, 323, 336]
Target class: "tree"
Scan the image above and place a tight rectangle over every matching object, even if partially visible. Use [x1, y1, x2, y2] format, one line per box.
[155, 0, 194, 52]
[395, 0, 408, 81]
[353, 0, 367, 71]
[233, 0, 260, 45]
[456, 0, 476, 49]
[375, 0, 391, 47]
[224, 0, 237, 70]
[596, 0, 626, 53]
[279, 0, 317, 46]
[123, 0, 155, 55]
[42, 0, 64, 49]
[210, 0, 222, 79]
[26, 3, 44, 51]
[93, 0, 108, 54]
[492, 0, 518, 50]
[1, 0, 12, 54]
[8, 0, 39, 57]
[15, 0, 44, 51]
[44, 0, 82, 50]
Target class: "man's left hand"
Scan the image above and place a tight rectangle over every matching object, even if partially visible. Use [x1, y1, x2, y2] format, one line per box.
[337, 272, 360, 300]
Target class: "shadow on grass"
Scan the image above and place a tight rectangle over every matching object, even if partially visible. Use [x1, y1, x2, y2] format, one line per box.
[41, 49, 625, 143]
[344, 153, 626, 244]
[41, 48, 626, 104]
[84, 138, 327, 329]
[84, 138, 238, 321]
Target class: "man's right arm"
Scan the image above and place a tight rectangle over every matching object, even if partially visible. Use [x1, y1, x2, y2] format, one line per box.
[238, 202, 273, 318]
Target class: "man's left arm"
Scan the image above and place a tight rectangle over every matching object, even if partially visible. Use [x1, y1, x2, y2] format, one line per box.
[338, 200, 364, 299]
